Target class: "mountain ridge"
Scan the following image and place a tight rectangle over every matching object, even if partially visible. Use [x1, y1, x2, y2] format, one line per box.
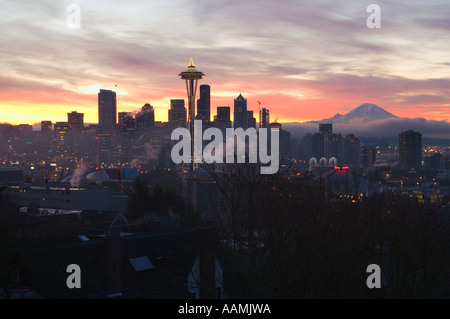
[308, 103, 398, 124]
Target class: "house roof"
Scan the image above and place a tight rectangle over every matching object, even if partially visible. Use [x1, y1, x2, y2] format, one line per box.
[21, 228, 199, 299]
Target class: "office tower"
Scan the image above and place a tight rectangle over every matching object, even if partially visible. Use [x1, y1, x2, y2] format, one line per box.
[121, 116, 136, 163]
[424, 153, 446, 170]
[67, 111, 84, 158]
[67, 111, 84, 132]
[234, 94, 247, 129]
[17, 124, 32, 135]
[311, 133, 325, 159]
[53, 122, 69, 160]
[247, 111, 257, 129]
[399, 130, 422, 169]
[319, 124, 333, 135]
[343, 134, 360, 167]
[215, 106, 232, 132]
[98, 134, 112, 165]
[41, 121, 52, 133]
[260, 108, 270, 128]
[360, 145, 376, 170]
[330, 133, 343, 161]
[214, 106, 232, 134]
[168, 99, 187, 129]
[269, 123, 291, 156]
[196, 84, 211, 123]
[136, 103, 155, 135]
[98, 89, 117, 134]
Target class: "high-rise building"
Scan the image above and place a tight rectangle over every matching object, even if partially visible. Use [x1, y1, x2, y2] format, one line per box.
[343, 134, 360, 167]
[312, 133, 325, 159]
[360, 145, 376, 170]
[319, 124, 333, 135]
[53, 122, 69, 160]
[424, 153, 448, 170]
[247, 111, 256, 129]
[41, 121, 52, 133]
[196, 84, 211, 123]
[399, 130, 422, 169]
[98, 89, 117, 134]
[234, 94, 247, 129]
[67, 111, 84, 158]
[136, 104, 155, 135]
[260, 108, 270, 128]
[168, 99, 187, 129]
[214, 106, 232, 133]
[67, 111, 84, 132]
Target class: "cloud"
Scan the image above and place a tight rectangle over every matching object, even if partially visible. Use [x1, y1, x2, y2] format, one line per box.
[284, 118, 450, 139]
[1, 0, 450, 125]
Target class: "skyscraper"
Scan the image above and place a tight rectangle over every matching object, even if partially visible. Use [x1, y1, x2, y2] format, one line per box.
[319, 124, 333, 135]
[98, 89, 117, 134]
[53, 122, 69, 160]
[343, 134, 360, 167]
[360, 145, 376, 170]
[136, 104, 155, 135]
[247, 111, 257, 129]
[260, 108, 270, 128]
[399, 130, 422, 168]
[214, 106, 232, 134]
[196, 84, 211, 123]
[41, 121, 52, 133]
[168, 99, 187, 129]
[67, 111, 84, 132]
[234, 94, 247, 129]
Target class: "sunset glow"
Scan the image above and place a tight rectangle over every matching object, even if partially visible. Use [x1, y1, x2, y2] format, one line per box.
[1, 0, 449, 126]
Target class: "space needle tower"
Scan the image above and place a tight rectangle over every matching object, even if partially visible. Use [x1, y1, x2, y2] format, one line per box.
[178, 57, 205, 172]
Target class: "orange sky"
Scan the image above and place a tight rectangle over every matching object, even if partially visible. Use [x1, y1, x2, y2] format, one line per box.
[1, 1, 449, 126]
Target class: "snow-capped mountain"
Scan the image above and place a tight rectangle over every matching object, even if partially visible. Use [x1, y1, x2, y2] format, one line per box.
[311, 104, 398, 124]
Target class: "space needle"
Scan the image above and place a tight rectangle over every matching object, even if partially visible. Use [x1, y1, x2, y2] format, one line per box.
[178, 57, 205, 172]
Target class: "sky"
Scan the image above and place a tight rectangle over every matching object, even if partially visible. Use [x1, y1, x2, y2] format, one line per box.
[0, 0, 449, 126]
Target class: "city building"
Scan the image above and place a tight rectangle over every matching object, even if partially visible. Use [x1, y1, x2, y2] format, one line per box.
[41, 121, 52, 133]
[260, 108, 270, 128]
[247, 111, 257, 129]
[360, 145, 376, 170]
[5, 185, 128, 211]
[343, 134, 360, 167]
[98, 89, 117, 134]
[53, 122, 69, 161]
[196, 84, 211, 124]
[399, 130, 422, 169]
[319, 124, 333, 135]
[136, 104, 155, 136]
[234, 94, 247, 129]
[67, 111, 84, 132]
[214, 106, 232, 133]
[168, 99, 187, 129]
[424, 153, 448, 170]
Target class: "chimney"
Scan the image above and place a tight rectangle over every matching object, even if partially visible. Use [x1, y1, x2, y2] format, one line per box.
[103, 226, 122, 298]
[198, 225, 216, 299]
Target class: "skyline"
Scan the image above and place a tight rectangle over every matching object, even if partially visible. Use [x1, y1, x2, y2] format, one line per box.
[1, 1, 450, 126]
